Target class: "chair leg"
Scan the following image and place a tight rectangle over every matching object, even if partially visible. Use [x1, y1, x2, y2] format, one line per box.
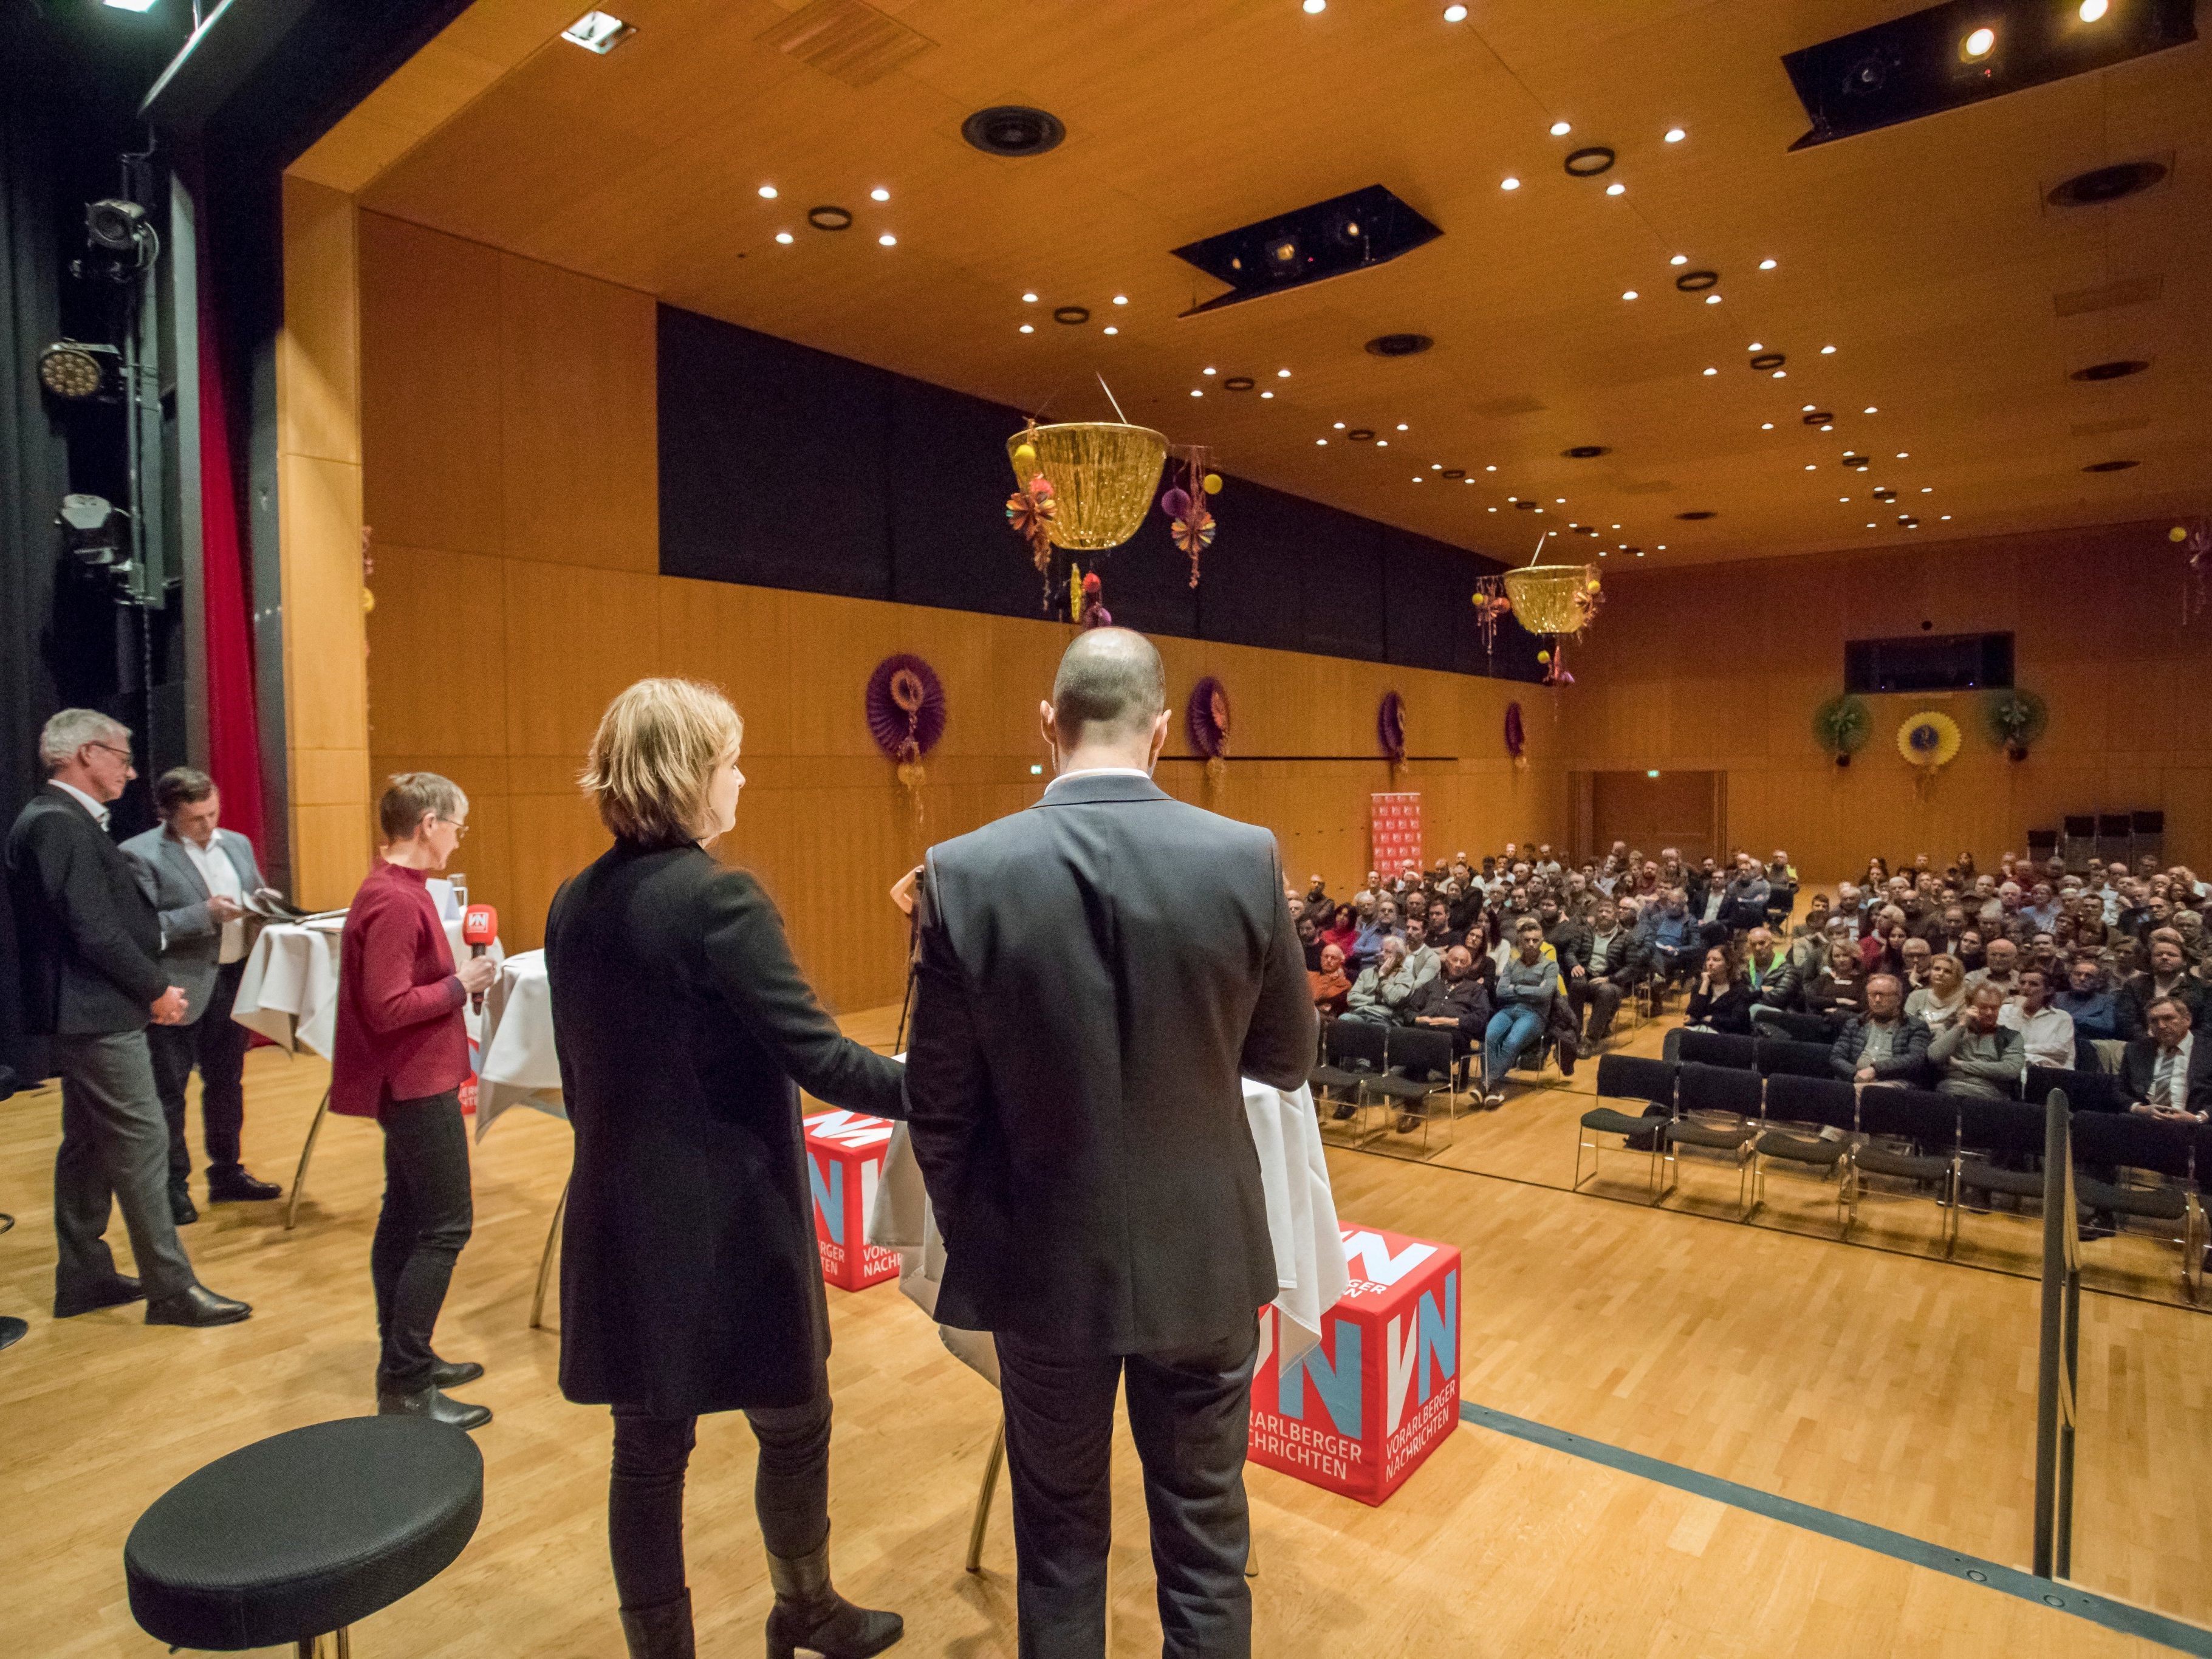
[529, 1178, 572, 1331]
[1245, 1530, 1261, 1579]
[967, 1418, 1007, 1573]
[284, 1089, 333, 1233]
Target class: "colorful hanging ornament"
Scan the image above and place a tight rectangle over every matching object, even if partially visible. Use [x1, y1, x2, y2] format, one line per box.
[1377, 691, 1407, 767]
[1504, 700, 1527, 769]
[1187, 675, 1231, 789]
[1897, 710, 1961, 799]
[1077, 570, 1112, 630]
[1812, 693, 1872, 767]
[866, 654, 948, 827]
[2176, 519, 2210, 623]
[1471, 576, 1512, 658]
[1162, 449, 1217, 588]
[1006, 458, 1058, 578]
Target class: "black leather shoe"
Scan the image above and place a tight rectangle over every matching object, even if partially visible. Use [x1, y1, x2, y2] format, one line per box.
[377, 1383, 492, 1432]
[169, 1188, 199, 1225]
[207, 1168, 282, 1203]
[0, 1315, 28, 1352]
[55, 1274, 143, 1318]
[765, 1540, 902, 1659]
[430, 1356, 485, 1387]
[145, 1285, 253, 1327]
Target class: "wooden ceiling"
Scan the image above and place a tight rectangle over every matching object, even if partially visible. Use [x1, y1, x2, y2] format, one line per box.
[302, 0, 2212, 569]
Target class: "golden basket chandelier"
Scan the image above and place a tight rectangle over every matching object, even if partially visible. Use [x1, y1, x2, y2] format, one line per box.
[1502, 564, 1600, 635]
[1006, 422, 1169, 551]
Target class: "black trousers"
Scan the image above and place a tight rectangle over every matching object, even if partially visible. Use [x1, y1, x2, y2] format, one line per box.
[146, 959, 250, 1189]
[607, 1395, 832, 1611]
[1567, 976, 1626, 1042]
[996, 1319, 1260, 1659]
[370, 1090, 473, 1392]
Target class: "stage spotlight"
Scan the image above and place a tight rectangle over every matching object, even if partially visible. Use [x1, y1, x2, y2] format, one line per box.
[38, 341, 112, 401]
[103, 0, 159, 12]
[1960, 25, 1996, 59]
[58, 494, 123, 567]
[2080, 0, 2108, 16]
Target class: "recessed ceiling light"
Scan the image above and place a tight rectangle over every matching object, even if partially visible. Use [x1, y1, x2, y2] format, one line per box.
[1190, 389, 1202, 397]
[1895, 451, 1908, 459]
[1103, 326, 1118, 335]
[1376, 439, 1389, 446]
[1669, 255, 1688, 267]
[1772, 371, 1787, 379]
[1761, 422, 1774, 430]
[1489, 506, 1498, 511]
[878, 233, 897, 246]
[1759, 258, 1777, 270]
[1022, 292, 1038, 303]
[1501, 176, 1521, 191]
[1485, 464, 1498, 471]
[757, 185, 778, 199]
[1820, 344, 1836, 354]
[1664, 127, 1686, 143]
[1941, 515, 1951, 521]
[1702, 367, 1717, 376]
[1921, 486, 1932, 493]
[1600, 550, 1608, 557]
[1431, 462, 1443, 470]
[1278, 368, 1292, 377]
[563, 10, 634, 50]
[806, 205, 850, 230]
[1840, 496, 1851, 502]
[1412, 476, 1424, 483]
[1334, 422, 1346, 429]
[1019, 324, 1033, 333]
[1962, 25, 1996, 60]
[1112, 294, 1128, 306]
[1637, 549, 1646, 555]
[1655, 544, 1665, 550]
[1555, 497, 1566, 504]
[1606, 182, 1626, 196]
[1507, 496, 1518, 502]
[2080, 0, 2109, 18]
[871, 187, 891, 202]
[1260, 389, 1272, 397]
[1203, 366, 1217, 375]
[1550, 120, 1573, 137]
[1396, 423, 1409, 431]
[1443, 2, 1468, 18]
[1806, 464, 1817, 471]
[1821, 423, 1834, 431]
[1748, 342, 1764, 351]
[1705, 293, 1722, 304]
[1803, 405, 1817, 412]
[1863, 406, 1878, 414]
[1316, 438, 1328, 445]
[775, 231, 793, 244]
[1303, 0, 1325, 12]
[1621, 289, 1638, 301]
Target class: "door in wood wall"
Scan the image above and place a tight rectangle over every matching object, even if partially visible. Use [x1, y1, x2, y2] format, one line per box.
[1583, 770, 1724, 867]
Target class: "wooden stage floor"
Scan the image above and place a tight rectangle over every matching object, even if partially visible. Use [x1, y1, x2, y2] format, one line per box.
[4, 1002, 2208, 1657]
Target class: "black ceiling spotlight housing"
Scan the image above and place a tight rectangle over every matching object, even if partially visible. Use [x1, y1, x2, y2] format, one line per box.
[1052, 306, 1089, 324]
[1346, 428, 1375, 442]
[1676, 510, 1717, 521]
[1674, 269, 1719, 292]
[1782, 0, 2197, 150]
[1365, 332, 1434, 358]
[2083, 459, 2138, 472]
[1802, 411, 1834, 426]
[38, 340, 116, 401]
[1513, 499, 1539, 510]
[1171, 185, 1442, 316]
[1563, 146, 1615, 177]
[1222, 375, 1255, 390]
[1442, 468, 1467, 479]
[2047, 160, 2168, 208]
[1561, 445, 1609, 459]
[2070, 358, 2149, 381]
[807, 205, 852, 231]
[1750, 353, 1787, 371]
[962, 104, 1066, 157]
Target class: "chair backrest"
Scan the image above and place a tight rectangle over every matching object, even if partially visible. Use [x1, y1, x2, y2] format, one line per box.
[1327, 1018, 1388, 1074]
[1595, 1053, 1675, 1110]
[1955, 1096, 2047, 1161]
[1756, 1038, 1835, 1079]
[2071, 1110, 2194, 1183]
[1764, 1073, 1856, 1134]
[1677, 1061, 1762, 1120]
[2025, 1066, 2130, 1115]
[1386, 1025, 1456, 1084]
[1858, 1087, 1958, 1148]
[1680, 1030, 1758, 1071]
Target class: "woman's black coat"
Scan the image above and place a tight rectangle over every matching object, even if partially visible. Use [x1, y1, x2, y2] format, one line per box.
[546, 840, 905, 1415]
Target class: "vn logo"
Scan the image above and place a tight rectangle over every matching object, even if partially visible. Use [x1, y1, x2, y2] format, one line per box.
[806, 1152, 882, 1246]
[1385, 1269, 1457, 1434]
[807, 1110, 894, 1150]
[1275, 1259, 1458, 1438]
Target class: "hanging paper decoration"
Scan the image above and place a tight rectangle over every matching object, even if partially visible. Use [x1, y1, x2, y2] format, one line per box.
[1982, 689, 2049, 762]
[1161, 448, 1217, 589]
[1470, 576, 1512, 659]
[1187, 675, 1231, 788]
[2176, 519, 2210, 623]
[1377, 691, 1407, 766]
[1005, 462, 1058, 577]
[866, 654, 948, 824]
[1812, 693, 1872, 767]
[1077, 570, 1112, 630]
[1897, 710, 1961, 797]
[1504, 700, 1527, 769]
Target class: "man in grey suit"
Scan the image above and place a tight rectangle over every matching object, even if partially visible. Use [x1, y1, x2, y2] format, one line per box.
[6, 711, 250, 1327]
[122, 767, 284, 1219]
[905, 629, 1316, 1659]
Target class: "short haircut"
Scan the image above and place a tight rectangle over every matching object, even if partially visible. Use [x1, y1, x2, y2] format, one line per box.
[1968, 982, 2004, 1005]
[1866, 973, 1902, 996]
[39, 708, 128, 771]
[2146, 994, 2192, 1022]
[378, 771, 468, 843]
[153, 767, 216, 816]
[581, 677, 742, 844]
[1050, 628, 1165, 745]
[1515, 916, 1543, 937]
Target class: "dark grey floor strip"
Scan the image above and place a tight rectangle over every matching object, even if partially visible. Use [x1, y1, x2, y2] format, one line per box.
[1459, 1400, 2212, 1656]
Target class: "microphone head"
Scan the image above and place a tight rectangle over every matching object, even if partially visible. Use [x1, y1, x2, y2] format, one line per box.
[462, 903, 499, 946]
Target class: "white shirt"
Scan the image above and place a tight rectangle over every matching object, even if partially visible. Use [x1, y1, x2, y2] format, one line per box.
[176, 830, 247, 964]
[1043, 766, 1152, 797]
[1999, 1001, 2075, 1071]
[2149, 1033, 2195, 1111]
[52, 779, 110, 829]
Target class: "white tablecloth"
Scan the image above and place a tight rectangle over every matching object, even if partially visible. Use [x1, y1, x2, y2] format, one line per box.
[474, 949, 565, 1137]
[231, 915, 498, 1061]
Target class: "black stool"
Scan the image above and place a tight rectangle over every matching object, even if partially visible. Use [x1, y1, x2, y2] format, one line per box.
[126, 1416, 483, 1654]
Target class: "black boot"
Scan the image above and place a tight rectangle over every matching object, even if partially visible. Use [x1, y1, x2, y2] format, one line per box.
[618, 1589, 694, 1659]
[764, 1539, 903, 1659]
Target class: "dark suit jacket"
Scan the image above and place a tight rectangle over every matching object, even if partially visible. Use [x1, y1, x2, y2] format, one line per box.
[905, 771, 1315, 1354]
[2115, 975, 2207, 1042]
[2120, 1036, 2212, 1113]
[546, 840, 905, 1415]
[6, 785, 168, 1037]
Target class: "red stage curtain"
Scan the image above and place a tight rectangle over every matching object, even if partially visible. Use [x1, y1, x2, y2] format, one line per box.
[196, 266, 267, 848]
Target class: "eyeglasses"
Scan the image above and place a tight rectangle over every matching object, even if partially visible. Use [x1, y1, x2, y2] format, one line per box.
[87, 742, 132, 762]
[432, 816, 470, 841]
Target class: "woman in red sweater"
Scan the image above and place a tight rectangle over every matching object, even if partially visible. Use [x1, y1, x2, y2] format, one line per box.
[332, 772, 499, 1429]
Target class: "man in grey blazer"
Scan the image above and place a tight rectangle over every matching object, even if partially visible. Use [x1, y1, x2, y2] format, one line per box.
[905, 629, 1316, 1659]
[122, 768, 283, 1218]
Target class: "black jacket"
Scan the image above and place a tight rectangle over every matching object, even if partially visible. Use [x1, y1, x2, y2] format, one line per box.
[905, 772, 1314, 1354]
[1686, 977, 1753, 1034]
[545, 841, 905, 1415]
[2120, 1036, 2212, 1113]
[2115, 975, 2207, 1041]
[1830, 1014, 1933, 1083]
[6, 785, 168, 1036]
[1407, 971, 1491, 1047]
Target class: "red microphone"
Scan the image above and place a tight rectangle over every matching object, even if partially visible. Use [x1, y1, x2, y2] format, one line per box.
[462, 904, 499, 1014]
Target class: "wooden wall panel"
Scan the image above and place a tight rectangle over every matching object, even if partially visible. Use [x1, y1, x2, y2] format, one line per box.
[364, 544, 508, 758]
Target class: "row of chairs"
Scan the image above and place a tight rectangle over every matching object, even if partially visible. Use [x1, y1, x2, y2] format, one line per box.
[1673, 1029, 2140, 1114]
[1577, 1055, 2207, 1301]
[1309, 1018, 1468, 1155]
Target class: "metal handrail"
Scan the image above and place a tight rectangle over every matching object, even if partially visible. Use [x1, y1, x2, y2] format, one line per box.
[2032, 1087, 2081, 1581]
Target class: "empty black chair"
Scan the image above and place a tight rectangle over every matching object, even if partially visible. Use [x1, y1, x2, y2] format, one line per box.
[1577, 1055, 1676, 1196]
[1748, 1073, 1858, 1227]
[1844, 1088, 1958, 1237]
[1953, 1097, 2055, 1250]
[2025, 1065, 2130, 1115]
[1666, 1063, 1764, 1214]
[2072, 1111, 2202, 1300]
[1679, 1030, 1758, 1072]
[1752, 1010, 1833, 1044]
[127, 1417, 482, 1654]
[1313, 1018, 1389, 1132]
[1373, 1025, 1459, 1152]
[1756, 1038, 1836, 1079]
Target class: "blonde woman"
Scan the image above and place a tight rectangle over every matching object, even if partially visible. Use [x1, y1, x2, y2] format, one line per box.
[546, 679, 906, 1659]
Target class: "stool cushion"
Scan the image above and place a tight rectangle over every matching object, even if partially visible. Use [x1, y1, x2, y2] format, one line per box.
[126, 1416, 483, 1650]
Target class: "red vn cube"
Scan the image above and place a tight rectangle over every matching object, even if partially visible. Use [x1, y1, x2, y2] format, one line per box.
[803, 1110, 901, 1291]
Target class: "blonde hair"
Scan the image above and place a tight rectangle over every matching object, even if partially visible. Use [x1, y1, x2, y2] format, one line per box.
[379, 772, 467, 842]
[581, 677, 742, 844]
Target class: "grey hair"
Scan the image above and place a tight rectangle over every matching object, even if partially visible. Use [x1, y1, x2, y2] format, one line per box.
[39, 709, 129, 772]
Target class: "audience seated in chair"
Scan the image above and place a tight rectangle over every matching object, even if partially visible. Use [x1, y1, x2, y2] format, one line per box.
[1740, 926, 1803, 1037]
[1482, 918, 1559, 1106]
[1998, 965, 2075, 1072]
[1830, 973, 1931, 1087]
[2117, 931, 2205, 1039]
[1929, 983, 2024, 1100]
[1567, 899, 1646, 1047]
[1906, 953, 1967, 1038]
[1343, 936, 1418, 1026]
[2121, 996, 2212, 1121]
[1683, 945, 1753, 1036]
[1309, 943, 1351, 1018]
[1407, 945, 1490, 1066]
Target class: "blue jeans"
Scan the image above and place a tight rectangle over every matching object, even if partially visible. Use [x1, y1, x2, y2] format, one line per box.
[1484, 1005, 1543, 1086]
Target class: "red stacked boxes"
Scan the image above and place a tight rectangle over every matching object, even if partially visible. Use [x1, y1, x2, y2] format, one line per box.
[1247, 1224, 1461, 1506]
[1369, 792, 1423, 879]
[803, 1109, 901, 1291]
